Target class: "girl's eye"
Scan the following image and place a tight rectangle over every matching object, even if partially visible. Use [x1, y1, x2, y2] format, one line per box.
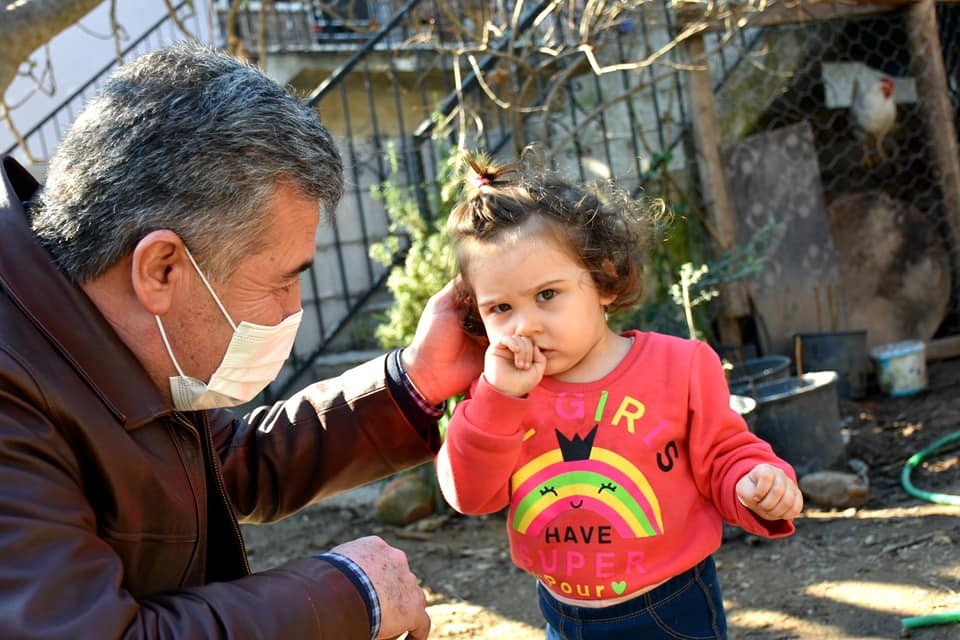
[537, 289, 557, 302]
[491, 303, 511, 314]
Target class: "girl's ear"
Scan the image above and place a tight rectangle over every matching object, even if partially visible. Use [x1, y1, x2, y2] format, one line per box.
[598, 259, 618, 307]
[462, 304, 486, 337]
[130, 230, 189, 315]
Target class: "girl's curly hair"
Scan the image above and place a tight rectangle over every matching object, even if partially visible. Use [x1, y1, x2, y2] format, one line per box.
[447, 152, 656, 319]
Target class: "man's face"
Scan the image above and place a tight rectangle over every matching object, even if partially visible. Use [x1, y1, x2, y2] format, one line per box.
[170, 182, 320, 382]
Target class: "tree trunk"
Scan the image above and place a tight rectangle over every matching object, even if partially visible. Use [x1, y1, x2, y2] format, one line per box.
[0, 0, 104, 99]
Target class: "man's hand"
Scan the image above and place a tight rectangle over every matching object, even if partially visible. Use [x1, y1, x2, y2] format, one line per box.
[401, 279, 486, 405]
[736, 463, 803, 521]
[330, 536, 430, 640]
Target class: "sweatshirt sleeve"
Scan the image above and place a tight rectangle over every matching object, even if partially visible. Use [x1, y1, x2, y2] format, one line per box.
[686, 342, 797, 538]
[435, 376, 530, 515]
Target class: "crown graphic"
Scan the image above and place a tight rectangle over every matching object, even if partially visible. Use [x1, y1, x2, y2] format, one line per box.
[556, 425, 599, 461]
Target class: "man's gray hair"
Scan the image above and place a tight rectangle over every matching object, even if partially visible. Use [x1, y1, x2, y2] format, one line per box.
[32, 41, 343, 283]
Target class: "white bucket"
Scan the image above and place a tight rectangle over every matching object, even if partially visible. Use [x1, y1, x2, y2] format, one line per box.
[729, 394, 757, 432]
[870, 340, 927, 397]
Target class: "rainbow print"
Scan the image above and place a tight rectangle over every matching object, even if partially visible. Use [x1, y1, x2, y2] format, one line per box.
[510, 447, 664, 538]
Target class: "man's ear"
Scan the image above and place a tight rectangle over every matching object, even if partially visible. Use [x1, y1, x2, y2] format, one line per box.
[131, 230, 188, 315]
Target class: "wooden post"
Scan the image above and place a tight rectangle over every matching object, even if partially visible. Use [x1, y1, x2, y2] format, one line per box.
[907, 0, 960, 301]
[683, 33, 750, 347]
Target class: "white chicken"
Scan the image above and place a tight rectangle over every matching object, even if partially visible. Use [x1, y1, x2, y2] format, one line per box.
[850, 76, 896, 167]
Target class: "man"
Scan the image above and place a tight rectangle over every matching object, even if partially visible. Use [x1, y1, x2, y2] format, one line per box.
[0, 42, 482, 638]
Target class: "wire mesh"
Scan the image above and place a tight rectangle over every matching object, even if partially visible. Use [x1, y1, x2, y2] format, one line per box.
[696, 5, 960, 354]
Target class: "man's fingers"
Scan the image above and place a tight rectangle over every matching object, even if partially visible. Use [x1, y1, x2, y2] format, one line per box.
[384, 607, 430, 640]
[405, 610, 432, 640]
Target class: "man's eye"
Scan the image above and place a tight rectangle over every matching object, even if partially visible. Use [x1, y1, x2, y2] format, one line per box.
[538, 289, 557, 302]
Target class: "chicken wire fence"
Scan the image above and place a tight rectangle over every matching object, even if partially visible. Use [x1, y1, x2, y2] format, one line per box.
[691, 4, 960, 355]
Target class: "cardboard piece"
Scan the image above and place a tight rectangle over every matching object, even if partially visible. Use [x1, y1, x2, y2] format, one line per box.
[722, 121, 842, 355]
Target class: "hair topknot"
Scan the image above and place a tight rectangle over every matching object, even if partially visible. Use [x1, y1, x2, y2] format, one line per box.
[462, 152, 516, 199]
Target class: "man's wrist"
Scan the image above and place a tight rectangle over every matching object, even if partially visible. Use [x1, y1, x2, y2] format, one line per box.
[315, 552, 381, 640]
[399, 347, 430, 401]
[396, 348, 445, 417]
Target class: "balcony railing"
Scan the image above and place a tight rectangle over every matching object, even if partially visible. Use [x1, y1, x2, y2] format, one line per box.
[216, 0, 495, 54]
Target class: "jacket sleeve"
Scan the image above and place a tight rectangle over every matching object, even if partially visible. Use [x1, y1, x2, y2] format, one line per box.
[0, 378, 372, 638]
[435, 376, 529, 514]
[214, 352, 442, 523]
[686, 342, 797, 538]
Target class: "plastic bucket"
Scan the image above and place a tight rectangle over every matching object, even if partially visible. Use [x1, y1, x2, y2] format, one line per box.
[717, 343, 759, 364]
[870, 340, 927, 397]
[729, 355, 791, 395]
[793, 330, 869, 399]
[749, 371, 844, 476]
[730, 394, 757, 432]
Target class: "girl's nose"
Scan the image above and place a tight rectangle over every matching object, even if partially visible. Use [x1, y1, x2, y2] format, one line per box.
[515, 311, 542, 335]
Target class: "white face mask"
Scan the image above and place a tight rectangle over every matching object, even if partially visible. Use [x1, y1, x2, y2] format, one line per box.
[155, 247, 303, 411]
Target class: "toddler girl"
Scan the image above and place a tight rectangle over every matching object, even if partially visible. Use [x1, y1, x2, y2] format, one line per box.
[436, 154, 803, 639]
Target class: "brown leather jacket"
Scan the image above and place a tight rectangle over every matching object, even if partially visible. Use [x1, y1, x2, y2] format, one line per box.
[0, 157, 440, 639]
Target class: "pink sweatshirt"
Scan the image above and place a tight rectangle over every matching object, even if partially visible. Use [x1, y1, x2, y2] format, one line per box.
[437, 330, 796, 602]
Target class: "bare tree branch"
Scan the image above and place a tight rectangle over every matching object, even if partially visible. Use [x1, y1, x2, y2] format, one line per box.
[0, 100, 38, 164]
[161, 0, 194, 38]
[226, 0, 247, 60]
[258, 0, 271, 71]
[110, 0, 125, 63]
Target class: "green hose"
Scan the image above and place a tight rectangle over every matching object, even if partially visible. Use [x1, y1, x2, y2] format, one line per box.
[901, 431, 960, 506]
[900, 431, 960, 631]
[902, 611, 960, 631]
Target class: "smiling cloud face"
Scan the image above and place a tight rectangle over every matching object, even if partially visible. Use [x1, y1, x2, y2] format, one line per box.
[509, 425, 663, 539]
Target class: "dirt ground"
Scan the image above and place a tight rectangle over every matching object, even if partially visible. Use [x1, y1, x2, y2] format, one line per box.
[242, 357, 960, 640]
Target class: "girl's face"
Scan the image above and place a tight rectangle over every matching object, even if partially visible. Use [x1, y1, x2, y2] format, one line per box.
[464, 230, 623, 382]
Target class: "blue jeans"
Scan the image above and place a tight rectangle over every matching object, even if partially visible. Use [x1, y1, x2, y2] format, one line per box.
[539, 556, 727, 640]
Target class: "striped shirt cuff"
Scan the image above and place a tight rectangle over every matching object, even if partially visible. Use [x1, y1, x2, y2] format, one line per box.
[315, 552, 381, 640]
[390, 348, 446, 419]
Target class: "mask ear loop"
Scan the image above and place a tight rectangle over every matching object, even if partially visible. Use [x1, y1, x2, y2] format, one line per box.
[154, 244, 239, 378]
[182, 246, 239, 331]
[155, 315, 187, 377]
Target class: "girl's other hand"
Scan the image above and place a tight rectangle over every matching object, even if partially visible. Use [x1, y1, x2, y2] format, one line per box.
[736, 463, 803, 521]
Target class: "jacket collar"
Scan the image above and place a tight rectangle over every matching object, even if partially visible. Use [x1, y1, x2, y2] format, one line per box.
[0, 157, 175, 429]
